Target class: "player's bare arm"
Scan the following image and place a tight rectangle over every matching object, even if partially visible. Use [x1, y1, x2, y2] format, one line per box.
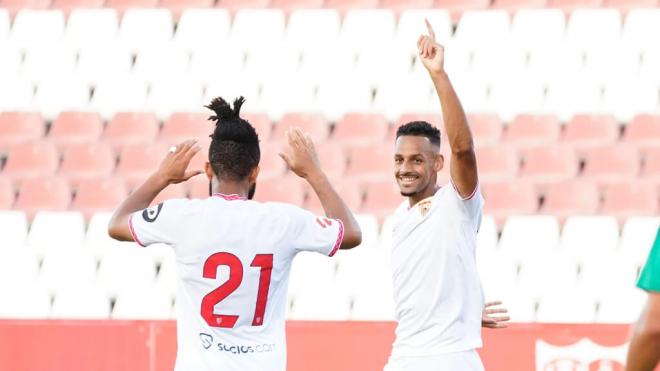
[279, 127, 362, 249]
[108, 139, 203, 241]
[481, 301, 510, 329]
[418, 20, 478, 198]
[625, 292, 660, 371]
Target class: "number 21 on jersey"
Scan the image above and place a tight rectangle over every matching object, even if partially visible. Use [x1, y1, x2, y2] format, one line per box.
[200, 252, 273, 328]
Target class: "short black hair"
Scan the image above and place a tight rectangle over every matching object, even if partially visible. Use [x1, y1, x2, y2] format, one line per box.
[206, 96, 260, 181]
[396, 121, 441, 147]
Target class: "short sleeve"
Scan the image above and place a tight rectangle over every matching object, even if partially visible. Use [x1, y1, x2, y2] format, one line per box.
[290, 208, 344, 257]
[449, 179, 484, 232]
[637, 228, 660, 292]
[129, 199, 192, 247]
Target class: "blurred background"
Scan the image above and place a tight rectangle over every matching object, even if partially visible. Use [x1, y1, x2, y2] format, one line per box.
[0, 0, 659, 370]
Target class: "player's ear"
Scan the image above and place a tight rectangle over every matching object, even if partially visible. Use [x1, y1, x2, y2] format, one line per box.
[434, 153, 444, 172]
[249, 166, 260, 183]
[204, 162, 214, 179]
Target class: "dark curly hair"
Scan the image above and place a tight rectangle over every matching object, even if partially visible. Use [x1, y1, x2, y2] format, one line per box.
[396, 121, 441, 148]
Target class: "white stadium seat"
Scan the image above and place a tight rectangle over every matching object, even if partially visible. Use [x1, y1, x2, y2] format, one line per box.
[91, 79, 149, 119]
[477, 215, 499, 253]
[133, 47, 191, 85]
[340, 10, 396, 56]
[395, 10, 452, 56]
[0, 211, 29, 250]
[355, 48, 413, 89]
[243, 48, 301, 91]
[499, 216, 560, 263]
[351, 288, 395, 321]
[316, 78, 374, 121]
[639, 49, 660, 85]
[259, 81, 317, 121]
[289, 283, 350, 321]
[173, 9, 231, 53]
[602, 80, 659, 122]
[146, 80, 204, 120]
[498, 295, 536, 323]
[22, 47, 77, 85]
[33, 79, 90, 120]
[203, 79, 261, 113]
[511, 9, 565, 54]
[50, 284, 110, 319]
[11, 10, 65, 51]
[119, 9, 173, 53]
[285, 10, 341, 55]
[488, 80, 545, 122]
[98, 248, 157, 298]
[374, 78, 434, 121]
[472, 46, 528, 86]
[155, 250, 177, 298]
[517, 252, 578, 300]
[0, 250, 40, 292]
[112, 286, 173, 320]
[0, 287, 51, 319]
[622, 9, 660, 53]
[0, 9, 8, 41]
[454, 10, 510, 51]
[38, 250, 98, 295]
[231, 10, 285, 55]
[189, 48, 246, 86]
[561, 216, 620, 264]
[0, 79, 34, 111]
[27, 212, 86, 255]
[64, 9, 119, 51]
[544, 79, 603, 122]
[565, 9, 622, 54]
[0, 45, 22, 81]
[77, 46, 133, 87]
[578, 254, 640, 300]
[619, 217, 660, 266]
[527, 46, 583, 87]
[288, 251, 336, 298]
[597, 287, 647, 324]
[537, 290, 597, 323]
[478, 253, 518, 301]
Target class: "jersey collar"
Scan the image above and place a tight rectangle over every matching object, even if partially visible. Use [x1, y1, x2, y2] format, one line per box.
[212, 193, 247, 201]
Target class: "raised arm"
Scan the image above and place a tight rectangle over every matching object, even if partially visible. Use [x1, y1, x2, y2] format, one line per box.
[108, 140, 203, 241]
[626, 292, 660, 371]
[279, 128, 362, 249]
[418, 20, 478, 198]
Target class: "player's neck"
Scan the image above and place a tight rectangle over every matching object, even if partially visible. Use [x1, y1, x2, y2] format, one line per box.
[408, 184, 440, 207]
[213, 180, 250, 200]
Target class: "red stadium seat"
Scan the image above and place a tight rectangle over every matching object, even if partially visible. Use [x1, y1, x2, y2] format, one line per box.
[116, 144, 169, 188]
[242, 113, 272, 142]
[103, 112, 159, 152]
[0, 177, 15, 209]
[333, 113, 389, 145]
[0, 112, 44, 152]
[0, 0, 50, 17]
[548, 0, 603, 15]
[323, 0, 378, 15]
[380, 0, 433, 14]
[481, 181, 538, 225]
[603, 0, 658, 16]
[51, 0, 104, 17]
[216, 0, 270, 13]
[345, 144, 393, 181]
[3, 142, 59, 183]
[474, 145, 520, 182]
[259, 142, 288, 179]
[71, 178, 127, 219]
[49, 112, 103, 152]
[562, 114, 620, 154]
[304, 178, 363, 215]
[151, 183, 188, 205]
[581, 145, 640, 184]
[468, 113, 503, 146]
[504, 114, 561, 149]
[361, 180, 402, 217]
[623, 114, 660, 150]
[159, 0, 213, 20]
[434, 0, 490, 22]
[269, 0, 323, 15]
[160, 112, 213, 143]
[105, 0, 158, 15]
[59, 143, 116, 186]
[252, 176, 306, 206]
[316, 143, 348, 179]
[641, 147, 660, 182]
[601, 181, 658, 221]
[272, 113, 329, 144]
[520, 145, 579, 186]
[15, 178, 71, 220]
[492, 0, 548, 14]
[541, 180, 600, 220]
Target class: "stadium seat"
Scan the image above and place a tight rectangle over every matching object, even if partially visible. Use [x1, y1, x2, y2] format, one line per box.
[106, 0, 158, 16]
[565, 9, 621, 53]
[288, 250, 337, 298]
[641, 146, 660, 182]
[253, 142, 287, 179]
[350, 288, 396, 321]
[579, 254, 640, 300]
[160, 112, 212, 143]
[0, 9, 8, 39]
[112, 286, 172, 319]
[91, 79, 149, 120]
[3, 142, 59, 183]
[519, 145, 579, 185]
[98, 248, 157, 298]
[242, 113, 272, 141]
[23, 47, 77, 84]
[360, 180, 403, 216]
[603, 80, 659, 122]
[172, 9, 230, 52]
[59, 143, 116, 186]
[77, 46, 133, 86]
[116, 144, 169, 188]
[323, 0, 379, 15]
[481, 181, 538, 224]
[252, 176, 306, 206]
[476, 214, 498, 252]
[0, 178, 14, 210]
[453, 10, 510, 50]
[0, 211, 28, 249]
[604, 0, 658, 16]
[517, 252, 578, 299]
[304, 178, 360, 214]
[345, 144, 394, 181]
[540, 180, 600, 220]
[272, 113, 330, 144]
[333, 113, 388, 145]
[446, 77, 489, 115]
[562, 114, 620, 153]
[389, 113, 443, 143]
[51, 0, 104, 17]
[290, 283, 351, 320]
[619, 216, 660, 266]
[133, 48, 191, 85]
[395, 9, 451, 55]
[433, 0, 490, 22]
[340, 9, 396, 55]
[474, 145, 520, 182]
[0, 112, 44, 152]
[63, 9, 118, 50]
[504, 115, 561, 148]
[84, 212, 120, 260]
[71, 179, 128, 219]
[0, 250, 39, 292]
[49, 112, 104, 151]
[146, 80, 205, 120]
[151, 183, 187, 206]
[160, 0, 214, 20]
[597, 287, 647, 324]
[231, 10, 285, 55]
[374, 78, 435, 121]
[0, 287, 50, 318]
[38, 250, 98, 295]
[561, 216, 619, 263]
[102, 112, 159, 152]
[10, 10, 65, 50]
[582, 47, 640, 87]
[50, 284, 110, 319]
[511, 9, 566, 53]
[0, 45, 22, 82]
[543, 79, 602, 122]
[269, 0, 323, 14]
[26, 211, 85, 253]
[155, 250, 176, 297]
[492, 0, 548, 13]
[285, 9, 341, 55]
[581, 145, 640, 184]
[537, 291, 596, 323]
[473, 46, 529, 87]
[317, 143, 349, 178]
[118, 9, 173, 53]
[467, 114, 503, 146]
[623, 8, 660, 52]
[499, 216, 561, 263]
[623, 114, 660, 150]
[188, 48, 245, 86]
[355, 48, 413, 90]
[0, 80, 33, 111]
[216, 0, 270, 14]
[601, 181, 658, 220]
[548, 0, 603, 15]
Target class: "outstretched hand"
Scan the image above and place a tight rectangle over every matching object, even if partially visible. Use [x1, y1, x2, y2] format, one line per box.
[417, 19, 445, 76]
[279, 127, 321, 179]
[482, 301, 510, 329]
[156, 139, 204, 184]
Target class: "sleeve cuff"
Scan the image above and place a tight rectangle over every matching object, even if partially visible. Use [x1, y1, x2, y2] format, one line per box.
[128, 214, 146, 247]
[328, 219, 344, 257]
[450, 178, 479, 201]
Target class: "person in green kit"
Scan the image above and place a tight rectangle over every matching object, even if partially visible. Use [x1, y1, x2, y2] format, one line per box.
[625, 227, 660, 371]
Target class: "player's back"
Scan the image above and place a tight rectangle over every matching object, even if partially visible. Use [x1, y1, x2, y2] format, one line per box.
[128, 193, 344, 371]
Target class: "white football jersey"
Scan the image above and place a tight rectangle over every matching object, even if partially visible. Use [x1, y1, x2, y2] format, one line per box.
[129, 193, 344, 371]
[388, 182, 484, 359]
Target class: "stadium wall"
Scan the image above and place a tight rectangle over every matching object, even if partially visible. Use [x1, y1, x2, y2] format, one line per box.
[0, 320, 649, 370]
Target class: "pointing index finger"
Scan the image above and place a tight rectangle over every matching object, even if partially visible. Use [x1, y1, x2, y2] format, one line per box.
[425, 18, 435, 40]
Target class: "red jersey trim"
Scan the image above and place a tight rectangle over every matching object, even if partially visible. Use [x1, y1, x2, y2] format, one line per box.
[328, 219, 344, 257]
[212, 193, 247, 201]
[450, 178, 479, 201]
[128, 214, 146, 247]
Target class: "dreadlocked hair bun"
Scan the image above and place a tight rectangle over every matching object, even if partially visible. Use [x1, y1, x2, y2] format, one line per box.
[206, 96, 258, 145]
